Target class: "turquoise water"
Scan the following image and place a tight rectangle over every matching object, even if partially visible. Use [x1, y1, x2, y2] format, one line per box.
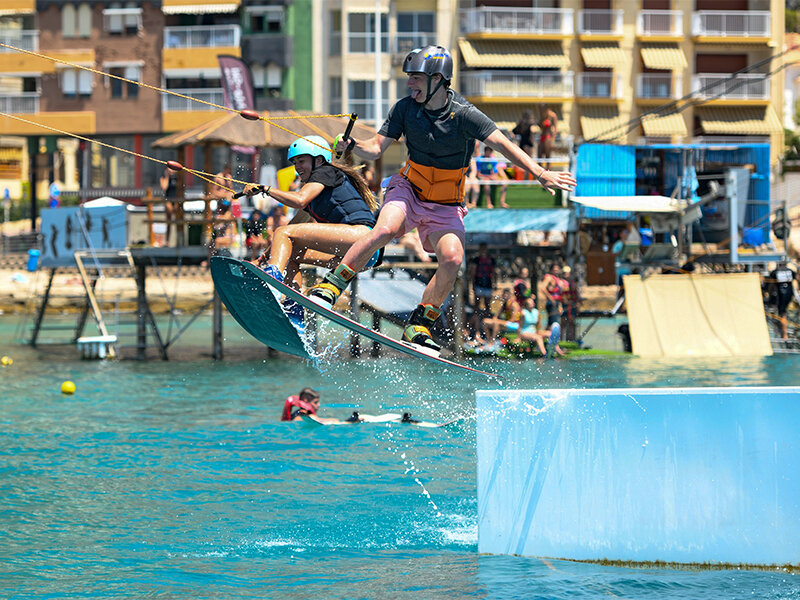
[2, 315, 799, 599]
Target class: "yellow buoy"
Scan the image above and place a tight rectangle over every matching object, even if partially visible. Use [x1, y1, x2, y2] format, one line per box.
[0, 356, 11, 366]
[61, 381, 76, 395]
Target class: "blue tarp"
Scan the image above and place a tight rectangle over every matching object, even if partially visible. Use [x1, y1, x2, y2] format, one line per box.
[463, 208, 576, 233]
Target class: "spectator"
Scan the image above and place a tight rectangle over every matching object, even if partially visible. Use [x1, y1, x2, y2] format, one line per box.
[210, 199, 237, 255]
[479, 288, 521, 349]
[464, 141, 480, 208]
[245, 209, 268, 260]
[512, 266, 532, 305]
[768, 261, 797, 340]
[212, 163, 234, 201]
[537, 105, 558, 160]
[158, 164, 179, 246]
[560, 265, 580, 341]
[468, 242, 496, 313]
[476, 146, 509, 209]
[512, 109, 537, 158]
[541, 263, 564, 328]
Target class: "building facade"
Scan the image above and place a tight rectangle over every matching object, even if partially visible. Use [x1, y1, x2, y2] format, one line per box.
[455, 0, 784, 166]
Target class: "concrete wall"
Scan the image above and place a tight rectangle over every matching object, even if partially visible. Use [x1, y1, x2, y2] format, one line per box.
[477, 387, 800, 566]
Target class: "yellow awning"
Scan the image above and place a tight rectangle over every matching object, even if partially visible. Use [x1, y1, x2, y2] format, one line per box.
[579, 105, 624, 141]
[580, 43, 626, 68]
[641, 111, 687, 137]
[640, 44, 687, 70]
[162, 2, 239, 14]
[0, 147, 23, 161]
[696, 106, 782, 135]
[458, 39, 569, 69]
[474, 104, 569, 134]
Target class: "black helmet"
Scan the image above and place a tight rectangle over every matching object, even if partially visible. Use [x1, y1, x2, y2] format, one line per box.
[403, 45, 453, 81]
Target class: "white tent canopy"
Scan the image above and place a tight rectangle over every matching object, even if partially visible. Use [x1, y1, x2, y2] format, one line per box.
[571, 195, 686, 214]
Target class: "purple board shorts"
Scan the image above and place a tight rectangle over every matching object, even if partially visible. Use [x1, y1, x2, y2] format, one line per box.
[383, 174, 468, 253]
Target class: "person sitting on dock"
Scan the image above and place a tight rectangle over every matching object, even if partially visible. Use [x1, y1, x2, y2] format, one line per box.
[479, 288, 521, 350]
[243, 136, 381, 325]
[516, 296, 565, 357]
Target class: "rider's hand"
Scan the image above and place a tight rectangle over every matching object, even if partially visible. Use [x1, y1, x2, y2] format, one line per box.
[333, 134, 354, 156]
[243, 183, 264, 196]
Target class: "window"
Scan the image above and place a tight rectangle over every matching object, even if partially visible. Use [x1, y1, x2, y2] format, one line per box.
[246, 7, 284, 33]
[77, 3, 91, 38]
[61, 68, 92, 97]
[347, 13, 388, 54]
[347, 79, 390, 123]
[329, 77, 341, 114]
[252, 63, 282, 97]
[396, 12, 436, 54]
[107, 2, 122, 33]
[330, 11, 341, 54]
[108, 65, 140, 98]
[62, 4, 76, 38]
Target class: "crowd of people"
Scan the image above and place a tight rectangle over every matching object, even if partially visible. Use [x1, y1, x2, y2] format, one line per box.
[462, 243, 578, 356]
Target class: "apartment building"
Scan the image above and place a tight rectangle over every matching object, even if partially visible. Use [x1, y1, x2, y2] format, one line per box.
[0, 0, 302, 200]
[455, 0, 784, 166]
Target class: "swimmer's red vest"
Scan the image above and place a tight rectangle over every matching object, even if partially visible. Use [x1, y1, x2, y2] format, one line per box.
[281, 395, 317, 421]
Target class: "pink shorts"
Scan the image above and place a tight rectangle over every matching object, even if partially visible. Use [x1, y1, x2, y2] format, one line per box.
[383, 174, 468, 253]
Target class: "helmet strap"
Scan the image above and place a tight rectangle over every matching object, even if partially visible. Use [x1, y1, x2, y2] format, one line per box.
[418, 75, 447, 115]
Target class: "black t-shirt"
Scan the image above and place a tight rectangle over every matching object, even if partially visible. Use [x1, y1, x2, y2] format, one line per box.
[306, 163, 343, 188]
[771, 267, 795, 296]
[379, 90, 497, 170]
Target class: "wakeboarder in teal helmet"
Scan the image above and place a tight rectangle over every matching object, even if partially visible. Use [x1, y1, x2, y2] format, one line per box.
[287, 135, 332, 165]
[402, 45, 453, 110]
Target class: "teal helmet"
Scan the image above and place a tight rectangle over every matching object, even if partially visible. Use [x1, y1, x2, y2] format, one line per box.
[287, 135, 332, 164]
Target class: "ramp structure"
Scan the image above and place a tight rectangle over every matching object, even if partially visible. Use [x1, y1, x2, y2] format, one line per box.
[623, 273, 772, 357]
[477, 387, 800, 566]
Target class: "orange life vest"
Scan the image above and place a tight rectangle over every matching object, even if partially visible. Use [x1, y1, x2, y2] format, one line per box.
[400, 158, 467, 205]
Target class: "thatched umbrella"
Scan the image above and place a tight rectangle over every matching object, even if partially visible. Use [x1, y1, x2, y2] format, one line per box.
[152, 109, 376, 149]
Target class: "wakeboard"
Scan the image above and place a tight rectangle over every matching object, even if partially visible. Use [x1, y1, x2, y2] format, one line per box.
[210, 256, 309, 359]
[255, 262, 501, 380]
[299, 412, 466, 428]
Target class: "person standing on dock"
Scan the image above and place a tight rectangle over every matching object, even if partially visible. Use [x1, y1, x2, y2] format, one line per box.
[769, 262, 797, 340]
[307, 45, 576, 356]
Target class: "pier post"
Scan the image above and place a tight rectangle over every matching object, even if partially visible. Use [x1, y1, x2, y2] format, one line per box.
[135, 264, 147, 360]
[212, 289, 223, 360]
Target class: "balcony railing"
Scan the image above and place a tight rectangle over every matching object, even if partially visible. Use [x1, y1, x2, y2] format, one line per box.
[164, 25, 241, 49]
[0, 92, 39, 113]
[0, 30, 38, 52]
[162, 88, 225, 112]
[691, 11, 770, 38]
[395, 33, 437, 57]
[460, 7, 574, 36]
[578, 9, 623, 36]
[637, 10, 683, 37]
[637, 73, 682, 99]
[692, 73, 769, 101]
[577, 72, 622, 98]
[460, 70, 574, 99]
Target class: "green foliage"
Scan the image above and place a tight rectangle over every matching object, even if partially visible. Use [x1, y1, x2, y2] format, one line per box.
[787, 9, 799, 33]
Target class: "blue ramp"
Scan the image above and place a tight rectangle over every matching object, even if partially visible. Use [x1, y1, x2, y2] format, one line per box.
[477, 387, 800, 566]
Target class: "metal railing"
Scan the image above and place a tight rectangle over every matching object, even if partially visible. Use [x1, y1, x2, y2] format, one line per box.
[637, 10, 683, 37]
[578, 9, 623, 35]
[692, 73, 769, 100]
[637, 74, 682, 99]
[459, 7, 574, 36]
[0, 92, 39, 113]
[691, 11, 770, 37]
[0, 30, 38, 52]
[576, 72, 622, 98]
[162, 88, 225, 112]
[163, 25, 240, 49]
[347, 32, 389, 54]
[460, 70, 574, 99]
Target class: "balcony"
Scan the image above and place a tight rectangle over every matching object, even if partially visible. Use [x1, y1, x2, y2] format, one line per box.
[460, 7, 574, 38]
[0, 92, 39, 113]
[578, 10, 623, 37]
[692, 11, 770, 40]
[637, 10, 683, 38]
[164, 25, 241, 49]
[576, 72, 622, 100]
[460, 70, 574, 101]
[692, 73, 769, 102]
[0, 30, 38, 52]
[347, 99, 392, 125]
[242, 34, 293, 68]
[162, 88, 225, 112]
[636, 73, 682, 100]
